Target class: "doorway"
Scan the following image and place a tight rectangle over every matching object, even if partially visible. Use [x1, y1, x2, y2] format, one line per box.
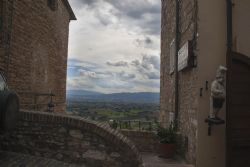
[227, 52, 250, 167]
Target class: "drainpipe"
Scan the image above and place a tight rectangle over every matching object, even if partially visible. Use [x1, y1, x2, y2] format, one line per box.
[174, 0, 180, 128]
[226, 0, 233, 167]
[227, 0, 233, 50]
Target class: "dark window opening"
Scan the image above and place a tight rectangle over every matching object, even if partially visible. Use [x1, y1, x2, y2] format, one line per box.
[48, 0, 58, 11]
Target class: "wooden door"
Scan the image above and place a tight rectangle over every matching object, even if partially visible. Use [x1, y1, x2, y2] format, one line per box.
[227, 52, 250, 167]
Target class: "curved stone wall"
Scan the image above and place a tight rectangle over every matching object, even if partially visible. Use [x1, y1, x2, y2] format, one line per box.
[0, 111, 143, 167]
[121, 130, 159, 153]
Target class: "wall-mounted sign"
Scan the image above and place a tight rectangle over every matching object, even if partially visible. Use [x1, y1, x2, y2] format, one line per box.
[178, 40, 193, 71]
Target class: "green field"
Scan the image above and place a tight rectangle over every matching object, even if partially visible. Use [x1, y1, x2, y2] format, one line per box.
[96, 109, 144, 119]
[66, 101, 159, 122]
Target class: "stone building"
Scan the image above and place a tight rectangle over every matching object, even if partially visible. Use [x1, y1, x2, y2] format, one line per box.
[0, 0, 76, 112]
[0, 2, 144, 167]
[160, 0, 250, 167]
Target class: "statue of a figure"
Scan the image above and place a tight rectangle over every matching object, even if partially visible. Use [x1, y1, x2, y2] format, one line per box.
[210, 66, 227, 119]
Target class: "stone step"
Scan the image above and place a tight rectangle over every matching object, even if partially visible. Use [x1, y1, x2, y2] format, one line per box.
[0, 151, 84, 167]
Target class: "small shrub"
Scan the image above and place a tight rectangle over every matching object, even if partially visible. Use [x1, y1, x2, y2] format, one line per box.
[156, 122, 177, 144]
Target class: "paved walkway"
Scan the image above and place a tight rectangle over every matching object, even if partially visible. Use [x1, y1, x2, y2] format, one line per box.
[0, 151, 82, 167]
[142, 153, 194, 167]
[0, 151, 194, 167]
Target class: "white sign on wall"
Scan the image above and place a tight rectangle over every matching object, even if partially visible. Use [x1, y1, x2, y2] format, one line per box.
[178, 41, 192, 71]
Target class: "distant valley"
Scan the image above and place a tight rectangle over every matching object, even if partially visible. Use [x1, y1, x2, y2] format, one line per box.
[66, 90, 160, 123]
[66, 90, 160, 104]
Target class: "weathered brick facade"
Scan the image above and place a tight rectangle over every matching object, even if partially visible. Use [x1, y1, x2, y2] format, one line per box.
[160, 0, 236, 166]
[160, 0, 199, 164]
[0, 0, 75, 112]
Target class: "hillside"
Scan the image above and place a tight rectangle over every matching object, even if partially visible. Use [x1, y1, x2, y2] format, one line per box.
[66, 90, 160, 104]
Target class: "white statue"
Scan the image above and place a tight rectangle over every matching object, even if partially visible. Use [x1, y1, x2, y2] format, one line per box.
[210, 66, 227, 119]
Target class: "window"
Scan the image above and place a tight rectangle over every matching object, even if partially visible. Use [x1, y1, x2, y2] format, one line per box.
[48, 0, 58, 11]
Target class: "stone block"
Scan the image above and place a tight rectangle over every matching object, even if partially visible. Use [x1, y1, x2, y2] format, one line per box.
[69, 130, 83, 139]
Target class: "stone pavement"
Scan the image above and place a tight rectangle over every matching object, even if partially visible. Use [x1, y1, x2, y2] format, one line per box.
[0, 151, 194, 167]
[0, 151, 82, 167]
[141, 153, 194, 167]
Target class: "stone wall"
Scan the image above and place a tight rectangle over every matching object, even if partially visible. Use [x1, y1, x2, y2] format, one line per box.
[0, 0, 73, 112]
[160, 0, 199, 164]
[0, 111, 143, 167]
[121, 130, 159, 153]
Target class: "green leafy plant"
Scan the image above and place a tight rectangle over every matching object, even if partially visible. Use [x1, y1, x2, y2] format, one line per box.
[156, 122, 177, 144]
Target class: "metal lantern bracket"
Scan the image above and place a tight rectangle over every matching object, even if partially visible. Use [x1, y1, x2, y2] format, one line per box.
[205, 117, 225, 136]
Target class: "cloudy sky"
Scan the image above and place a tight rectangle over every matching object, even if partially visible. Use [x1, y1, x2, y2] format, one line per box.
[67, 0, 161, 93]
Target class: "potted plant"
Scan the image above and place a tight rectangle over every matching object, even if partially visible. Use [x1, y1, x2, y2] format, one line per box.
[156, 122, 177, 158]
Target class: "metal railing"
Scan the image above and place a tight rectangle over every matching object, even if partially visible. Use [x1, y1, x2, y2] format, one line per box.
[109, 120, 159, 131]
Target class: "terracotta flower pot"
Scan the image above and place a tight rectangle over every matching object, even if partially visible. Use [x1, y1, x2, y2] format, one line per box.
[159, 143, 176, 158]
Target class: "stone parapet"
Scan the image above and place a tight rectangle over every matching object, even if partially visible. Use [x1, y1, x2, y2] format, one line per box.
[0, 110, 143, 167]
[121, 130, 159, 153]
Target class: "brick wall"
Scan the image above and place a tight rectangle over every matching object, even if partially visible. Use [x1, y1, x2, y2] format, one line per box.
[0, 0, 72, 112]
[0, 111, 143, 167]
[160, 0, 199, 164]
[0, 1, 3, 63]
[0, 0, 12, 71]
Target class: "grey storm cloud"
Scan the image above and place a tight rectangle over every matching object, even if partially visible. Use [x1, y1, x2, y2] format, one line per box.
[142, 15, 161, 35]
[142, 55, 160, 70]
[106, 0, 160, 19]
[131, 55, 160, 71]
[71, 0, 98, 8]
[108, 0, 161, 35]
[146, 72, 160, 79]
[72, 0, 160, 17]
[131, 55, 160, 79]
[94, 12, 113, 26]
[107, 0, 161, 35]
[117, 71, 136, 81]
[131, 60, 140, 66]
[79, 70, 97, 78]
[135, 36, 153, 47]
[70, 0, 161, 35]
[67, 78, 95, 90]
[68, 58, 102, 70]
[67, 1, 160, 93]
[145, 37, 153, 44]
[107, 61, 129, 67]
[137, 68, 160, 80]
[84, 0, 98, 5]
